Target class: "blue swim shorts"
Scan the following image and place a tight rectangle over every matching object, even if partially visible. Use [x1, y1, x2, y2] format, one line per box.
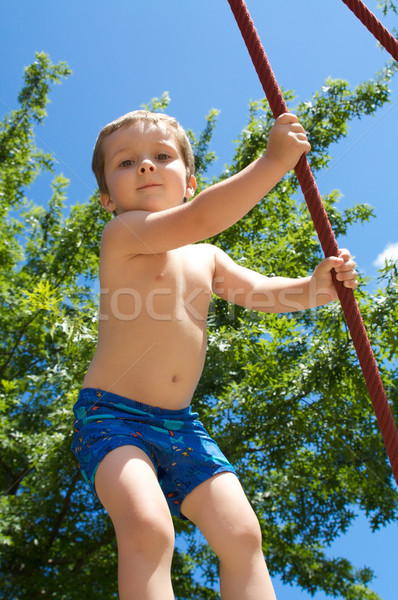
[71, 388, 236, 519]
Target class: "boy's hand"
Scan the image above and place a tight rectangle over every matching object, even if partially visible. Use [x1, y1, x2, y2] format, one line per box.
[265, 113, 311, 173]
[311, 249, 359, 304]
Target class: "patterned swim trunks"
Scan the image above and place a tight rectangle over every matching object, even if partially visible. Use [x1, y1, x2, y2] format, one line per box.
[71, 388, 236, 519]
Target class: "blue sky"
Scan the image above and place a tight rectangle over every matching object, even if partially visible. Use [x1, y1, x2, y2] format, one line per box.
[1, 1, 397, 598]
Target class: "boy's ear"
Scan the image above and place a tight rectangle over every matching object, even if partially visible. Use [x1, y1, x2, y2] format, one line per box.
[185, 175, 197, 199]
[100, 192, 117, 214]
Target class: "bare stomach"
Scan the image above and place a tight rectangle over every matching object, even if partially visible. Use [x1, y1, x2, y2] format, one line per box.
[82, 329, 207, 410]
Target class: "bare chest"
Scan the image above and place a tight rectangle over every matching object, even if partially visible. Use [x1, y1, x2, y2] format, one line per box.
[100, 245, 215, 324]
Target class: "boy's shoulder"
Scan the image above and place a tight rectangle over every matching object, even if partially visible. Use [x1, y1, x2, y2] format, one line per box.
[99, 210, 218, 260]
[100, 212, 220, 261]
[99, 241, 219, 290]
[175, 242, 221, 263]
[167, 242, 220, 267]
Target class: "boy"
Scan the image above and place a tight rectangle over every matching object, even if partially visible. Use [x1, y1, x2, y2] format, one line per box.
[72, 110, 358, 600]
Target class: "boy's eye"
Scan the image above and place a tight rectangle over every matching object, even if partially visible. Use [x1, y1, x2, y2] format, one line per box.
[157, 153, 170, 160]
[119, 159, 133, 168]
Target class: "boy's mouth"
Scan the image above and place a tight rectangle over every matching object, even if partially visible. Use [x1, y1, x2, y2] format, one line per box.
[137, 183, 161, 190]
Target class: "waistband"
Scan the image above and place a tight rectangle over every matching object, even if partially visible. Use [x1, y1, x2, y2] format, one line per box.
[76, 387, 194, 418]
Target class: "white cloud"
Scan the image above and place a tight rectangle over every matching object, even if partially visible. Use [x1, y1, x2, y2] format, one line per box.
[373, 242, 398, 268]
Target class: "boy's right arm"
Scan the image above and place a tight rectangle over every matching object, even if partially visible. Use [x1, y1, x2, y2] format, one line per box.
[102, 113, 310, 257]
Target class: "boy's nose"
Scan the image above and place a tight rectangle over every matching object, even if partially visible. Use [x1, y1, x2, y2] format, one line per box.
[139, 159, 156, 174]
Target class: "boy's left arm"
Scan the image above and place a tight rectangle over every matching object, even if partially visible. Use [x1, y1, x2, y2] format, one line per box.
[212, 247, 358, 313]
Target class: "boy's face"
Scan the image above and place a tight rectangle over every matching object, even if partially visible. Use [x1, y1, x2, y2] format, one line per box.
[100, 122, 196, 216]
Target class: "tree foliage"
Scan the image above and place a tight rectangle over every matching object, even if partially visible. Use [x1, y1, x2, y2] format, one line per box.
[377, 0, 398, 16]
[0, 50, 397, 600]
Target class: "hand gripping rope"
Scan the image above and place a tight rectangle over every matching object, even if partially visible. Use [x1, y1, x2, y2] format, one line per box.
[227, 0, 398, 487]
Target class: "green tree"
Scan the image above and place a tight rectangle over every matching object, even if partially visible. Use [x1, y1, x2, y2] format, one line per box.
[377, 0, 398, 16]
[0, 51, 397, 599]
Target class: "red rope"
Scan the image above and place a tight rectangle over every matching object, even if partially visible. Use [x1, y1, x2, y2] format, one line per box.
[341, 0, 398, 62]
[227, 0, 398, 487]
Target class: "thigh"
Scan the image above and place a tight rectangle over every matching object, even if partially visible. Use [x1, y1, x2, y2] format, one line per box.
[181, 472, 261, 556]
[95, 445, 172, 532]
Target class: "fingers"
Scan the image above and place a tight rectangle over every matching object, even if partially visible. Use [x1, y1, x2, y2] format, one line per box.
[337, 248, 352, 262]
[276, 113, 311, 154]
[267, 113, 311, 171]
[332, 250, 358, 289]
[275, 113, 306, 135]
[275, 112, 299, 125]
[317, 251, 358, 290]
[335, 260, 358, 288]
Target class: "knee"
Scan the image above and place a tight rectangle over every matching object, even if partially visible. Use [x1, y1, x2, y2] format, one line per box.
[235, 514, 263, 553]
[114, 507, 175, 558]
[218, 512, 263, 564]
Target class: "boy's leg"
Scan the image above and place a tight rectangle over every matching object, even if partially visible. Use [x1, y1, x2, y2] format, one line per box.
[181, 472, 276, 600]
[95, 445, 175, 600]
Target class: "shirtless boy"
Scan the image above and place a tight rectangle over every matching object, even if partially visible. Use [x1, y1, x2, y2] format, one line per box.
[72, 110, 358, 600]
